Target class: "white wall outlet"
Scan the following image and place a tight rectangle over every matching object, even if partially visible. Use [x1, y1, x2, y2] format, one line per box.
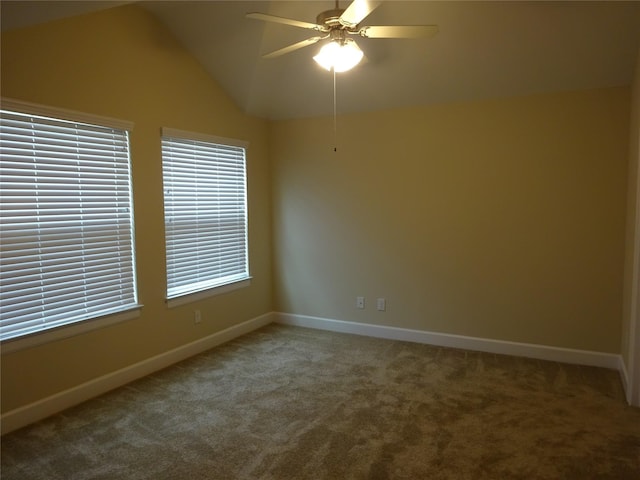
[356, 296, 365, 309]
[194, 310, 202, 324]
[377, 298, 386, 311]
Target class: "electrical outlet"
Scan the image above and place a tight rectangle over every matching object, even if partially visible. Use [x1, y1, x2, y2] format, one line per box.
[377, 298, 386, 311]
[356, 296, 365, 309]
[194, 310, 202, 324]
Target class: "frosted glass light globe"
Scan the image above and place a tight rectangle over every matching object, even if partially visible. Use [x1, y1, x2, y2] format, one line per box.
[313, 39, 364, 73]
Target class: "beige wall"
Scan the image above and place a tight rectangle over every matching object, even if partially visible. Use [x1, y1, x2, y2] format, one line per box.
[0, 6, 272, 412]
[622, 47, 640, 400]
[271, 87, 630, 353]
[0, 3, 634, 416]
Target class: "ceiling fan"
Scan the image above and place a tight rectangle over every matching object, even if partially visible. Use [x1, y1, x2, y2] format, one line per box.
[247, 0, 438, 72]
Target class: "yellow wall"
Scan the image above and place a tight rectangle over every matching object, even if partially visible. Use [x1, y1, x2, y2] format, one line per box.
[622, 48, 640, 373]
[270, 87, 630, 353]
[0, 3, 634, 416]
[0, 5, 272, 412]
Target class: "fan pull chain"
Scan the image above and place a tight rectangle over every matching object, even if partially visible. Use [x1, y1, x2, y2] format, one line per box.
[333, 68, 337, 152]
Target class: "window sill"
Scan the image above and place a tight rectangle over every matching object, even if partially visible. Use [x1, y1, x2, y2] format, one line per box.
[1, 305, 143, 355]
[166, 277, 252, 308]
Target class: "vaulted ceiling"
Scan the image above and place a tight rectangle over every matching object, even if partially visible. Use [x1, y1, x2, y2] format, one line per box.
[2, 1, 640, 120]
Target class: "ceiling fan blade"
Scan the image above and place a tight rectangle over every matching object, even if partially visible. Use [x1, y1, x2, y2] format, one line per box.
[359, 25, 439, 39]
[339, 0, 382, 28]
[246, 12, 326, 32]
[262, 36, 326, 59]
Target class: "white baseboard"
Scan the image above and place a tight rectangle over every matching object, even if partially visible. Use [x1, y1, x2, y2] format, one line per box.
[3, 311, 628, 435]
[619, 356, 631, 404]
[274, 312, 622, 371]
[1, 312, 274, 435]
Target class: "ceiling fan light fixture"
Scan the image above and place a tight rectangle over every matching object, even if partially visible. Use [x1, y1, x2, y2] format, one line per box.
[313, 38, 363, 72]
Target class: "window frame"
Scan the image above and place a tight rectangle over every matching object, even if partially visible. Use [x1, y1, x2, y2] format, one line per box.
[0, 98, 141, 353]
[161, 127, 251, 308]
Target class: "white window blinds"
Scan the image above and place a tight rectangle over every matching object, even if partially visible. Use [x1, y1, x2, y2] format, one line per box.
[0, 107, 138, 342]
[162, 128, 249, 300]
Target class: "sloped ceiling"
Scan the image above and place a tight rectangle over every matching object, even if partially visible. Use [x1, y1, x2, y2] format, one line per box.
[2, 1, 640, 120]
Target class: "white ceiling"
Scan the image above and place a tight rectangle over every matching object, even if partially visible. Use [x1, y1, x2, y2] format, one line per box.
[2, 1, 640, 120]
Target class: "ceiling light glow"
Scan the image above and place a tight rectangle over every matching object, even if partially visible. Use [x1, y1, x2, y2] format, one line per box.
[313, 39, 364, 72]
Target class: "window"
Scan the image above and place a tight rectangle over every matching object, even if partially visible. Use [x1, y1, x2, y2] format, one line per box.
[0, 100, 139, 344]
[161, 128, 249, 304]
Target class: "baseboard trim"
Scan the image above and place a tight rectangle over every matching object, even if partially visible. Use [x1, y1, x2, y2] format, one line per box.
[1, 312, 274, 435]
[274, 312, 622, 370]
[619, 356, 631, 404]
[3, 311, 626, 435]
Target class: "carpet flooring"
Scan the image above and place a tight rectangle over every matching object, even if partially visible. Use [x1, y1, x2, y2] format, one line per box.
[1, 324, 639, 479]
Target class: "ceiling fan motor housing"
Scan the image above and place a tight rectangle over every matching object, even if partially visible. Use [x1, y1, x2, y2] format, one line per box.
[317, 9, 347, 28]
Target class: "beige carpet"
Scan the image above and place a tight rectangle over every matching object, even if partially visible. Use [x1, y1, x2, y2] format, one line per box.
[1, 324, 639, 479]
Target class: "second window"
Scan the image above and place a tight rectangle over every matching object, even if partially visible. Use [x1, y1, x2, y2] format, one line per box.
[161, 128, 249, 302]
